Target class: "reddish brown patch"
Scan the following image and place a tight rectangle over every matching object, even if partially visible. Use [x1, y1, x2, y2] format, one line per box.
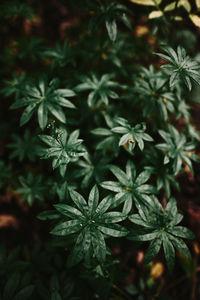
[0, 214, 19, 229]
[136, 251, 144, 264]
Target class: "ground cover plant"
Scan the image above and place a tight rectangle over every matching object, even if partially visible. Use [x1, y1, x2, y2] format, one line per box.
[1, 0, 200, 299]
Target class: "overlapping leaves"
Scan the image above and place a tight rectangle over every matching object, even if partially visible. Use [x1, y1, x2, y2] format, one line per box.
[129, 197, 194, 271]
[134, 66, 175, 120]
[101, 160, 157, 214]
[16, 172, 45, 206]
[144, 147, 180, 197]
[91, 114, 119, 157]
[111, 117, 153, 151]
[75, 74, 119, 108]
[88, 2, 131, 42]
[44, 40, 76, 68]
[8, 129, 41, 162]
[39, 128, 86, 177]
[50, 185, 128, 265]
[155, 46, 200, 90]
[156, 125, 199, 175]
[10, 75, 76, 129]
[75, 152, 111, 189]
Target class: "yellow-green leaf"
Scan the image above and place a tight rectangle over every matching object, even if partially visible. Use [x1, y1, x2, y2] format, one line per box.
[148, 10, 163, 19]
[130, 0, 162, 6]
[189, 14, 200, 28]
[195, 0, 200, 9]
[178, 0, 191, 12]
[164, 2, 176, 12]
[174, 16, 183, 21]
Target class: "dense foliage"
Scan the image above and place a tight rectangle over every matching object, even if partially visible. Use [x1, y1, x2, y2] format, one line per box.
[1, 0, 200, 299]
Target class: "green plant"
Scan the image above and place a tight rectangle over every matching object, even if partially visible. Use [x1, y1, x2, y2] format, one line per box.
[156, 125, 199, 175]
[101, 160, 156, 214]
[43, 40, 76, 68]
[16, 172, 46, 206]
[111, 117, 153, 151]
[10, 75, 76, 129]
[39, 128, 86, 177]
[155, 46, 200, 90]
[8, 129, 41, 162]
[88, 1, 132, 42]
[48, 185, 128, 265]
[1, 0, 200, 299]
[129, 197, 194, 271]
[75, 73, 119, 108]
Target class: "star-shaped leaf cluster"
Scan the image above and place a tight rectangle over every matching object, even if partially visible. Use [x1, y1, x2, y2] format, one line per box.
[75, 73, 119, 108]
[156, 125, 199, 175]
[129, 197, 194, 271]
[39, 128, 86, 177]
[44, 40, 76, 68]
[10, 75, 76, 129]
[101, 160, 157, 214]
[111, 117, 153, 151]
[1, 72, 29, 100]
[16, 172, 45, 206]
[18, 37, 45, 61]
[50, 185, 128, 265]
[135, 65, 175, 120]
[88, 2, 131, 42]
[155, 46, 200, 90]
[8, 129, 41, 162]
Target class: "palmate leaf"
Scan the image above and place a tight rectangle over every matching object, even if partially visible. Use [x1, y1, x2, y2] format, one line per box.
[128, 197, 194, 270]
[39, 128, 86, 177]
[46, 185, 128, 264]
[1, 72, 29, 100]
[101, 160, 157, 214]
[112, 117, 153, 151]
[134, 65, 176, 121]
[156, 125, 199, 175]
[75, 73, 119, 108]
[43, 40, 76, 68]
[10, 75, 76, 129]
[155, 46, 200, 90]
[8, 129, 41, 162]
[88, 2, 131, 41]
[18, 37, 45, 61]
[15, 172, 45, 206]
